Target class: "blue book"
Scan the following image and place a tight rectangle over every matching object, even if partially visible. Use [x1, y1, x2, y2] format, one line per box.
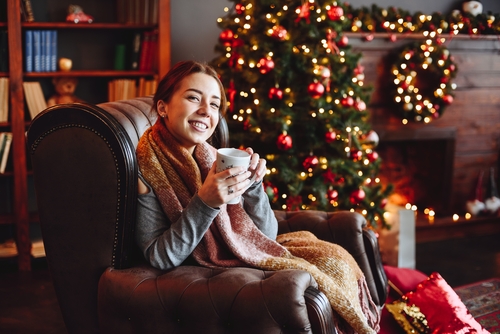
[44, 30, 51, 72]
[33, 30, 41, 72]
[50, 30, 57, 71]
[25, 30, 33, 72]
[40, 30, 46, 72]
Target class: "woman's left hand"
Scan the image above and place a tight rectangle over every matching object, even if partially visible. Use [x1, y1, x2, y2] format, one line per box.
[245, 147, 266, 184]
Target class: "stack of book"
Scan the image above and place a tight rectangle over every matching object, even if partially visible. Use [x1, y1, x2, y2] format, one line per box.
[22, 81, 47, 119]
[0, 77, 8, 123]
[117, 0, 158, 25]
[25, 30, 58, 72]
[108, 76, 157, 102]
[0, 132, 13, 174]
[127, 31, 158, 72]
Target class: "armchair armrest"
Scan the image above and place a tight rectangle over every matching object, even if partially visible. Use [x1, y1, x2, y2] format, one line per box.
[98, 265, 334, 334]
[275, 210, 388, 306]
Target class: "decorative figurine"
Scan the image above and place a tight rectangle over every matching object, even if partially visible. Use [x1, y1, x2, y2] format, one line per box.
[47, 77, 84, 106]
[58, 57, 73, 72]
[66, 5, 94, 23]
[462, 0, 483, 16]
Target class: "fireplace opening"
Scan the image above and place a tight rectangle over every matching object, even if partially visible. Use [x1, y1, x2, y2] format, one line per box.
[375, 127, 456, 217]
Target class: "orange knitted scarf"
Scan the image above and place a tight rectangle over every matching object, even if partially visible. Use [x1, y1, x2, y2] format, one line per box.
[136, 120, 380, 333]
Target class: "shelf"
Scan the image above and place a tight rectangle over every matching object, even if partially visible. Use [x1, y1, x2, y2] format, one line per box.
[24, 70, 158, 78]
[22, 22, 157, 30]
[416, 215, 500, 243]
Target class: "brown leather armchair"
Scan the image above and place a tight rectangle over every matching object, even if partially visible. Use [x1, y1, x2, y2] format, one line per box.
[27, 97, 387, 334]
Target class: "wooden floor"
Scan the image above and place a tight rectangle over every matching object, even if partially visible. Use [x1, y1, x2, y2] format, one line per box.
[1, 232, 499, 333]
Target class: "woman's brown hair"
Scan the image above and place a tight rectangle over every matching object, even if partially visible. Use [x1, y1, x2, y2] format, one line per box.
[153, 60, 227, 117]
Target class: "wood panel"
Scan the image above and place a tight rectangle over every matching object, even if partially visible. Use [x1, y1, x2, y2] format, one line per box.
[352, 35, 500, 215]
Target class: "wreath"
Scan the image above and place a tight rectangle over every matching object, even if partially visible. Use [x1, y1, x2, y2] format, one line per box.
[389, 39, 458, 123]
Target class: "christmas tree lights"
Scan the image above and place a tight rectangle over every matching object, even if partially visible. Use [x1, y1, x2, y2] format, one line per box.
[211, 0, 392, 228]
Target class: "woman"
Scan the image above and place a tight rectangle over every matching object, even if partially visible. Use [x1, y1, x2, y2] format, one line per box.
[135, 60, 379, 334]
[135, 60, 275, 270]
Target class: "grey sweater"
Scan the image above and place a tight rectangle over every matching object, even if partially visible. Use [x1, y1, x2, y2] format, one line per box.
[135, 175, 278, 270]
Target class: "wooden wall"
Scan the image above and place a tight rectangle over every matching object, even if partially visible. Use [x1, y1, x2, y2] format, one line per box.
[349, 34, 500, 214]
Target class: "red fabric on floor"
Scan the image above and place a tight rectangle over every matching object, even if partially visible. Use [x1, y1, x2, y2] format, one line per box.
[378, 265, 428, 334]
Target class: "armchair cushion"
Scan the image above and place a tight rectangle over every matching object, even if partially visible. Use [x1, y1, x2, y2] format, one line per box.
[98, 265, 322, 334]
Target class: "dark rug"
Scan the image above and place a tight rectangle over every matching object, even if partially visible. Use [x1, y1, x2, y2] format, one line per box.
[455, 278, 500, 333]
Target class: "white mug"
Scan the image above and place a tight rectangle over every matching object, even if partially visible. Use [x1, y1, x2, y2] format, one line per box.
[216, 148, 257, 204]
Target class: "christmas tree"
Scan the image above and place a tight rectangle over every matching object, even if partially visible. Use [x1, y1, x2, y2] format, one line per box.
[211, 0, 392, 228]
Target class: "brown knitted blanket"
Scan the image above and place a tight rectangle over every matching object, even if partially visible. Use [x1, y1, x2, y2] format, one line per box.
[137, 120, 380, 333]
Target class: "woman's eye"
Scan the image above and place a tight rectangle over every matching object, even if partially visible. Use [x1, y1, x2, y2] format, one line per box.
[211, 102, 220, 109]
[187, 95, 200, 102]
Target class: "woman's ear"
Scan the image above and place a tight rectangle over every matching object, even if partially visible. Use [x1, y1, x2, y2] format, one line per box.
[157, 101, 167, 118]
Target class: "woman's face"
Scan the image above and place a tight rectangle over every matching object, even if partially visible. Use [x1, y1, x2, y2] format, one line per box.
[159, 73, 221, 154]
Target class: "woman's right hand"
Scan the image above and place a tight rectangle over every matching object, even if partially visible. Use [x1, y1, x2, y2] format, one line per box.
[197, 162, 252, 208]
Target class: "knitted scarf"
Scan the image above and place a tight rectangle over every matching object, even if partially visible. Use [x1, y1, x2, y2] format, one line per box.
[136, 120, 380, 334]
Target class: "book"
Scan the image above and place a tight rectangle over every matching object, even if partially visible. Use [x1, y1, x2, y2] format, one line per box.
[148, 30, 158, 72]
[129, 32, 141, 70]
[0, 78, 8, 123]
[138, 31, 152, 71]
[41, 29, 47, 72]
[50, 30, 57, 71]
[44, 30, 52, 72]
[24, 30, 33, 72]
[150, 0, 158, 25]
[22, 0, 35, 22]
[0, 132, 13, 174]
[23, 81, 47, 119]
[33, 30, 41, 72]
[114, 44, 126, 70]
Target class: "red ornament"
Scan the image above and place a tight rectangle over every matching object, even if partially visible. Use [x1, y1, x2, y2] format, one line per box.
[341, 96, 354, 107]
[308, 82, 325, 99]
[263, 181, 278, 202]
[367, 151, 379, 162]
[363, 34, 374, 42]
[277, 133, 292, 150]
[356, 100, 367, 111]
[442, 95, 454, 105]
[219, 29, 234, 46]
[337, 35, 349, 47]
[327, 5, 344, 21]
[243, 119, 251, 130]
[389, 34, 397, 42]
[271, 25, 288, 40]
[303, 155, 319, 170]
[325, 130, 337, 143]
[380, 198, 388, 208]
[268, 87, 283, 100]
[327, 189, 339, 201]
[350, 149, 363, 161]
[295, 3, 311, 23]
[227, 80, 236, 113]
[350, 188, 366, 204]
[235, 3, 245, 14]
[286, 195, 302, 211]
[322, 169, 336, 183]
[258, 57, 274, 74]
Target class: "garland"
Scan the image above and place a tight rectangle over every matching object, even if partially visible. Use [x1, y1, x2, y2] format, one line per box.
[389, 38, 458, 123]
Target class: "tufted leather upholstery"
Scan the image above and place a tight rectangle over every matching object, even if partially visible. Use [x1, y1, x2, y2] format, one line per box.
[27, 97, 387, 334]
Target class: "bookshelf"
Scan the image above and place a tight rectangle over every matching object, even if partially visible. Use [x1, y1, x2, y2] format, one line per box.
[2, 0, 171, 270]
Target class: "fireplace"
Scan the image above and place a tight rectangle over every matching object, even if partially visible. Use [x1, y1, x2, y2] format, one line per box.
[374, 126, 456, 217]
